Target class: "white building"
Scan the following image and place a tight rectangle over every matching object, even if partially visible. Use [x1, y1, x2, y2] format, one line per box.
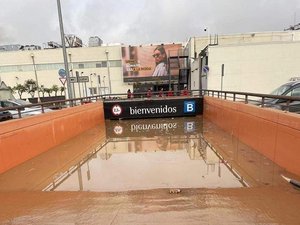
[1, 30, 300, 100]
[188, 30, 300, 94]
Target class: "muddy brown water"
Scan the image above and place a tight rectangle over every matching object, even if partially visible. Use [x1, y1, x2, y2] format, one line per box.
[1, 116, 300, 224]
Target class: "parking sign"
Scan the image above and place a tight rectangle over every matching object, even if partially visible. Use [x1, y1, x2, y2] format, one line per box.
[184, 101, 195, 113]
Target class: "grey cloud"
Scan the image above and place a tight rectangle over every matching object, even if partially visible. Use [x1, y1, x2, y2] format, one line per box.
[0, 0, 59, 45]
[0, 0, 300, 46]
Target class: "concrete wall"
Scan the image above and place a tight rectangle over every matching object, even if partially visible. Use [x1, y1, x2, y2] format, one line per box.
[188, 31, 300, 92]
[0, 101, 105, 174]
[206, 41, 300, 94]
[204, 96, 300, 176]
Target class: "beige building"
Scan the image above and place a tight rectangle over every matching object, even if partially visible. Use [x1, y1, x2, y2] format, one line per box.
[189, 30, 300, 94]
[1, 30, 300, 100]
[0, 45, 129, 99]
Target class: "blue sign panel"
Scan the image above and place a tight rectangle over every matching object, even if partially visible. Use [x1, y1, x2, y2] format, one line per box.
[184, 100, 195, 113]
[58, 69, 66, 78]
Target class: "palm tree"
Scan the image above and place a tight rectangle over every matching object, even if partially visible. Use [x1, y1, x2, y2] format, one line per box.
[13, 84, 26, 99]
[44, 88, 53, 97]
[51, 85, 59, 96]
[60, 86, 66, 96]
[24, 79, 37, 98]
[39, 85, 46, 97]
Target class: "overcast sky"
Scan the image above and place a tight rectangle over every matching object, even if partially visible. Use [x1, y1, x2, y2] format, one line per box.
[0, 0, 300, 47]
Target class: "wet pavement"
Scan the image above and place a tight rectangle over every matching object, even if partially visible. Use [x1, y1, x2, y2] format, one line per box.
[1, 116, 300, 224]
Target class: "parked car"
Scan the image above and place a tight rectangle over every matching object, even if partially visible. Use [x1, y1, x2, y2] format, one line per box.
[0, 108, 13, 122]
[0, 99, 53, 119]
[270, 80, 300, 96]
[262, 80, 300, 113]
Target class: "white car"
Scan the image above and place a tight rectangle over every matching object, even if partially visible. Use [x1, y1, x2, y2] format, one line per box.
[0, 99, 52, 119]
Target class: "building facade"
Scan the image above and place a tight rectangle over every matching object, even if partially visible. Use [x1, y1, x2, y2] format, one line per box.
[189, 30, 300, 94]
[1, 30, 300, 100]
[0, 45, 127, 99]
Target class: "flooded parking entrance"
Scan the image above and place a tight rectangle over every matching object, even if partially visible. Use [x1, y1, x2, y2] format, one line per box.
[43, 117, 246, 192]
[1, 117, 300, 225]
[0, 116, 291, 192]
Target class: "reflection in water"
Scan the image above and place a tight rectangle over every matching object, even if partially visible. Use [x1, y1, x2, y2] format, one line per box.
[44, 117, 247, 192]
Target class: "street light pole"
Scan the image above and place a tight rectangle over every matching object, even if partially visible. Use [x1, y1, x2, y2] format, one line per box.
[56, 0, 73, 100]
[89, 73, 94, 96]
[204, 27, 210, 46]
[105, 50, 112, 94]
[97, 74, 101, 95]
[68, 53, 76, 98]
[30, 53, 41, 102]
[103, 75, 106, 95]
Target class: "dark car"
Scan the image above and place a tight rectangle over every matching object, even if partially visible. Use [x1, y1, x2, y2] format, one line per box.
[264, 80, 300, 113]
[0, 108, 13, 122]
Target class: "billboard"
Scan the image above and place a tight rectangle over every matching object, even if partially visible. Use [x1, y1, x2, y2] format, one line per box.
[122, 44, 182, 82]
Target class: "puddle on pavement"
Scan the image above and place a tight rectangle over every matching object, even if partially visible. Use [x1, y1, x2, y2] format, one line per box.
[43, 117, 247, 192]
[0, 116, 290, 192]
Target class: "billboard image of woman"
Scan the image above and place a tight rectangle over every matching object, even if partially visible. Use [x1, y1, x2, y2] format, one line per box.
[122, 43, 182, 82]
[152, 45, 168, 77]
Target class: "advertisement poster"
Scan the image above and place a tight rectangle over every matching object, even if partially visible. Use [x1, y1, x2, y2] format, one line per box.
[122, 44, 182, 82]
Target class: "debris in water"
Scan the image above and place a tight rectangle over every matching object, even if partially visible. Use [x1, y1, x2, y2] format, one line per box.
[281, 175, 300, 189]
[169, 189, 181, 194]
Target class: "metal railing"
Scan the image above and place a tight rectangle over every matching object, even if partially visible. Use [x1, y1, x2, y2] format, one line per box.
[1, 89, 300, 120]
[198, 89, 300, 113]
[0, 96, 104, 119]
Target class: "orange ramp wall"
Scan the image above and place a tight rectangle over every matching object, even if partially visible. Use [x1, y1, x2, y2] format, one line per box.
[0, 101, 105, 174]
[204, 96, 300, 176]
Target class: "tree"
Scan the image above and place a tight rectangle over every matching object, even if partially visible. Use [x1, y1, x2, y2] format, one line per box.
[13, 84, 26, 99]
[51, 85, 59, 96]
[39, 85, 46, 97]
[44, 88, 53, 97]
[8, 86, 15, 95]
[60, 86, 66, 96]
[24, 79, 37, 98]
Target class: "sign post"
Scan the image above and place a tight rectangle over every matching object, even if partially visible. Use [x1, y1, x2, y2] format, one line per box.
[56, 0, 73, 100]
[58, 69, 67, 86]
[221, 64, 224, 91]
[79, 76, 89, 97]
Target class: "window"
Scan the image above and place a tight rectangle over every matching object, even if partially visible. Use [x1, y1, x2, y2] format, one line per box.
[84, 62, 96, 68]
[291, 87, 300, 96]
[17, 65, 23, 72]
[0, 59, 122, 74]
[96, 61, 107, 67]
[0, 101, 15, 107]
[36, 63, 64, 71]
[271, 84, 292, 95]
[109, 60, 122, 67]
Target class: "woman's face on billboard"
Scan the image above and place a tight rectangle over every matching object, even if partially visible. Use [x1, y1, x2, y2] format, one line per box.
[153, 49, 165, 63]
